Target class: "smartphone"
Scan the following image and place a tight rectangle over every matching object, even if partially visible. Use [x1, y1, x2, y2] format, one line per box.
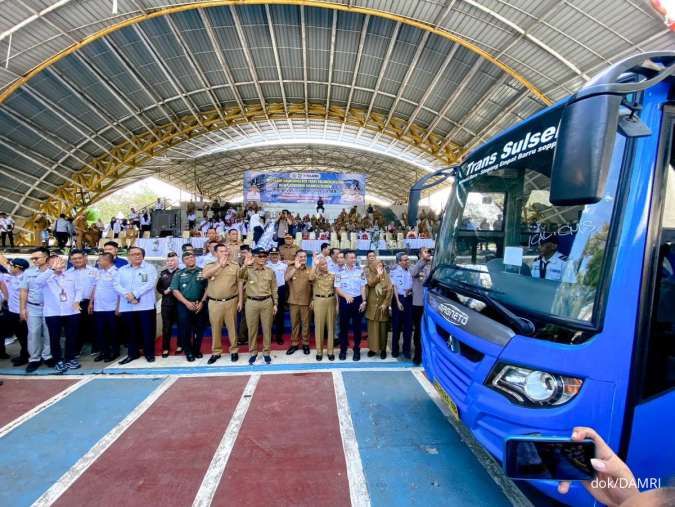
[504, 436, 596, 481]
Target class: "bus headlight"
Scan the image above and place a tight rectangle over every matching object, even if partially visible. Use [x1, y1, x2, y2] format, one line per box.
[487, 364, 583, 407]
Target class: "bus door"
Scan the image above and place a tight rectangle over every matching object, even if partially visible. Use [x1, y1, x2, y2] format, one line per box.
[625, 108, 675, 486]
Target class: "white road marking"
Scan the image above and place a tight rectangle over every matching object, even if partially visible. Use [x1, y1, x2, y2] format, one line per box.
[332, 371, 371, 507]
[0, 377, 94, 439]
[411, 369, 533, 507]
[192, 374, 261, 507]
[31, 376, 177, 507]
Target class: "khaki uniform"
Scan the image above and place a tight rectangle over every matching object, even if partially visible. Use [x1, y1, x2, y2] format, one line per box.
[310, 270, 336, 355]
[205, 261, 240, 354]
[279, 243, 299, 262]
[366, 270, 393, 353]
[285, 265, 312, 346]
[227, 241, 241, 263]
[239, 265, 278, 354]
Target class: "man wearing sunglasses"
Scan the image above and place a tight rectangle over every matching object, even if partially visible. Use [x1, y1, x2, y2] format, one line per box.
[19, 247, 54, 373]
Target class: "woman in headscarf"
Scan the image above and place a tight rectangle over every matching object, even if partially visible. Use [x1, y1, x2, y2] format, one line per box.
[366, 259, 393, 359]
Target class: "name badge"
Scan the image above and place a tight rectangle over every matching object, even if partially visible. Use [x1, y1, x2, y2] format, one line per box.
[140, 273, 148, 283]
[59, 290, 67, 302]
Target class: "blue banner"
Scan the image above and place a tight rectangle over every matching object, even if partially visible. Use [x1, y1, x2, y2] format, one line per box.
[243, 171, 366, 205]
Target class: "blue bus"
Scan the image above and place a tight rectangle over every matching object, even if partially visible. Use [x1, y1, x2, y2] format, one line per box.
[409, 52, 675, 505]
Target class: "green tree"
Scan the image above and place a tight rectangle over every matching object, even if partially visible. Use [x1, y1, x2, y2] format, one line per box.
[95, 181, 165, 223]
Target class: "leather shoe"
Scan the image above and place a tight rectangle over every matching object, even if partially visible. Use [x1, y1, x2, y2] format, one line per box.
[25, 361, 41, 373]
[391, 351, 400, 358]
[286, 345, 298, 355]
[12, 357, 28, 366]
[380, 350, 387, 360]
[195, 352, 203, 359]
[367, 351, 376, 357]
[248, 354, 258, 365]
[119, 356, 137, 365]
[186, 354, 195, 362]
[338, 351, 347, 361]
[231, 353, 239, 362]
[353, 349, 361, 361]
[146, 355, 155, 363]
[208, 354, 221, 365]
[316, 354, 323, 361]
[263, 355, 271, 364]
[302, 345, 310, 355]
[107, 354, 120, 362]
[161, 351, 169, 358]
[328, 354, 335, 361]
[94, 354, 106, 362]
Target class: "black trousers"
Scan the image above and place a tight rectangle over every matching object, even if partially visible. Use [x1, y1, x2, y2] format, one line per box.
[55, 232, 69, 249]
[177, 303, 207, 355]
[120, 309, 155, 359]
[94, 311, 119, 358]
[161, 304, 179, 351]
[392, 294, 413, 357]
[339, 295, 362, 352]
[252, 225, 264, 244]
[2, 310, 28, 359]
[46, 314, 80, 363]
[273, 284, 287, 341]
[77, 300, 93, 354]
[1, 231, 14, 248]
[412, 305, 424, 364]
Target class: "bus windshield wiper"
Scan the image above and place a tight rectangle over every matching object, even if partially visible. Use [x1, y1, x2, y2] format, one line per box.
[429, 269, 535, 336]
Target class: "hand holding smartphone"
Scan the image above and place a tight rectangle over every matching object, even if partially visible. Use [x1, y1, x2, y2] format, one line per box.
[504, 436, 596, 481]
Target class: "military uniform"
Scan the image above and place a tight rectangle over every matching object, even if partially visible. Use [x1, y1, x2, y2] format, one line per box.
[285, 265, 312, 347]
[310, 270, 336, 357]
[239, 263, 278, 355]
[156, 267, 179, 353]
[279, 243, 299, 262]
[205, 261, 241, 355]
[170, 266, 207, 358]
[366, 269, 393, 355]
[227, 241, 241, 263]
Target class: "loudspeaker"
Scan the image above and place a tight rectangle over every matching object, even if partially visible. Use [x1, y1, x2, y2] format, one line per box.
[151, 210, 181, 237]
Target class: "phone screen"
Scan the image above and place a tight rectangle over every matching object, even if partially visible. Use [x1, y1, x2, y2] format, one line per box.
[505, 438, 595, 481]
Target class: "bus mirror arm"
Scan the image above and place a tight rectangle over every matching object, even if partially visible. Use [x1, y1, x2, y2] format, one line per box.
[407, 166, 458, 227]
[550, 52, 675, 207]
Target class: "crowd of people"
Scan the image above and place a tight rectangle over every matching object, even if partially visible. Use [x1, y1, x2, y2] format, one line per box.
[0, 226, 433, 372]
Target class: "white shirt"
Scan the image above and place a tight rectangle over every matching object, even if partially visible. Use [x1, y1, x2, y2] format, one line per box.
[0, 217, 14, 232]
[199, 252, 216, 268]
[1, 272, 22, 313]
[531, 251, 568, 281]
[140, 215, 151, 226]
[55, 218, 70, 233]
[67, 265, 97, 300]
[327, 257, 340, 274]
[154, 201, 164, 210]
[334, 264, 365, 298]
[250, 213, 263, 229]
[43, 271, 81, 317]
[129, 211, 139, 221]
[93, 266, 119, 312]
[113, 261, 158, 312]
[112, 220, 122, 234]
[266, 260, 287, 287]
[187, 212, 196, 221]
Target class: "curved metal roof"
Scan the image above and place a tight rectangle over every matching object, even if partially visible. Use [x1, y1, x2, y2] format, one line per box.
[0, 1, 672, 235]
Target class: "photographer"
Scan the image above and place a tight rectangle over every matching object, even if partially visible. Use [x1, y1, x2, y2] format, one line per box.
[410, 247, 433, 366]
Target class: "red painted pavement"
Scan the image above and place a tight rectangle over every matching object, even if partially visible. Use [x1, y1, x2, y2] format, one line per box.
[214, 373, 351, 507]
[0, 378, 77, 428]
[54, 376, 249, 507]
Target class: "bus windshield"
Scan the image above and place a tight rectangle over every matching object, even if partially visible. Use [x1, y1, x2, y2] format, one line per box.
[432, 128, 626, 329]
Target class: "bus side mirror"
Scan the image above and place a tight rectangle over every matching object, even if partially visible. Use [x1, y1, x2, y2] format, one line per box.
[549, 94, 622, 206]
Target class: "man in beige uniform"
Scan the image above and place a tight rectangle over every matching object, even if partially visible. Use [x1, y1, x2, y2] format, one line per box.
[226, 228, 241, 263]
[309, 257, 336, 361]
[285, 250, 312, 356]
[203, 243, 243, 364]
[279, 234, 299, 262]
[239, 248, 278, 365]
